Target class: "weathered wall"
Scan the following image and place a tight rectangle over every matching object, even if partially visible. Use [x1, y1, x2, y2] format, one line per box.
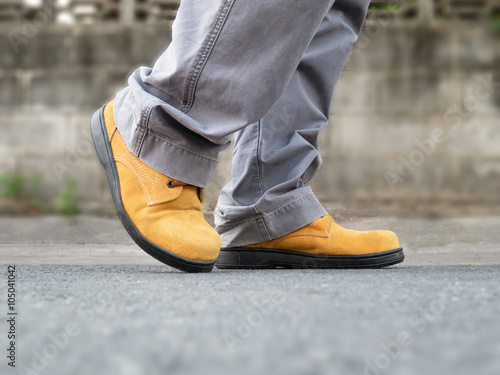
[0, 23, 175, 212]
[316, 24, 500, 203]
[0, 10, 499, 212]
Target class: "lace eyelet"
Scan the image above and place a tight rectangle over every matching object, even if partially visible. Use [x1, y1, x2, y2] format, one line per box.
[167, 180, 175, 188]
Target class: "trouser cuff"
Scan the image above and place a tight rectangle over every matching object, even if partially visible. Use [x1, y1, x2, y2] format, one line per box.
[216, 192, 327, 247]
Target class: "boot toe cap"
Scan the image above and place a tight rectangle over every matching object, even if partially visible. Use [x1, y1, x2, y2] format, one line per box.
[371, 230, 400, 252]
[143, 217, 221, 262]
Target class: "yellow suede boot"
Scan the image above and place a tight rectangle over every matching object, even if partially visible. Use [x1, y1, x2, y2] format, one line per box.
[216, 215, 403, 269]
[90, 102, 221, 272]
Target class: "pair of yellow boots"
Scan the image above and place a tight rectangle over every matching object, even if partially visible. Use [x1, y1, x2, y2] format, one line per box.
[91, 103, 403, 273]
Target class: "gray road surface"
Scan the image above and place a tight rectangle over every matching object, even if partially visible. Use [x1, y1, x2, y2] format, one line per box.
[0, 265, 499, 375]
[1, 214, 499, 374]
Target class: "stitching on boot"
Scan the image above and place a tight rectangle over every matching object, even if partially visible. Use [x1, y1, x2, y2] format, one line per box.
[115, 134, 182, 205]
[272, 218, 332, 249]
[115, 156, 182, 205]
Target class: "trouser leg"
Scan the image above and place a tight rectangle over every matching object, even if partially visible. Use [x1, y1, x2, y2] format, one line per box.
[113, 0, 336, 187]
[215, 0, 370, 247]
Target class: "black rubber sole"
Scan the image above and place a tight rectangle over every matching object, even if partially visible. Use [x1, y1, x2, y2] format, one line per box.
[216, 247, 404, 269]
[90, 105, 215, 273]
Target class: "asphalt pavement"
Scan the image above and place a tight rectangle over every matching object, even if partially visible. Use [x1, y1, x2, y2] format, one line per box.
[1, 214, 499, 375]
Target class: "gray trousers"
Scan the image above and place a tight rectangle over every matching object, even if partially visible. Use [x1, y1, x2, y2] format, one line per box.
[113, 0, 370, 247]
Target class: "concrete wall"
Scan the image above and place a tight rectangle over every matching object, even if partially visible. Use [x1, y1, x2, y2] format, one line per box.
[316, 24, 500, 203]
[0, 20, 499, 212]
[0, 24, 174, 212]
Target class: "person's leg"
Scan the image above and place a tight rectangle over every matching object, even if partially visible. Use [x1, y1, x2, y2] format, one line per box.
[214, 0, 404, 268]
[92, 0, 338, 272]
[215, 0, 370, 247]
[113, 0, 336, 187]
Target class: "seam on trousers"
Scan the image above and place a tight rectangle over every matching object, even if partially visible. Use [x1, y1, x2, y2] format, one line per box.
[230, 121, 268, 237]
[181, 0, 235, 113]
[254, 209, 272, 239]
[133, 126, 147, 155]
[135, 99, 161, 155]
[139, 97, 156, 131]
[127, 91, 145, 154]
[256, 217, 273, 241]
[255, 120, 265, 196]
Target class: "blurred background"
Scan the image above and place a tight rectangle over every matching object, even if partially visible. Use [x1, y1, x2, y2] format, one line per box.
[0, 0, 499, 217]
